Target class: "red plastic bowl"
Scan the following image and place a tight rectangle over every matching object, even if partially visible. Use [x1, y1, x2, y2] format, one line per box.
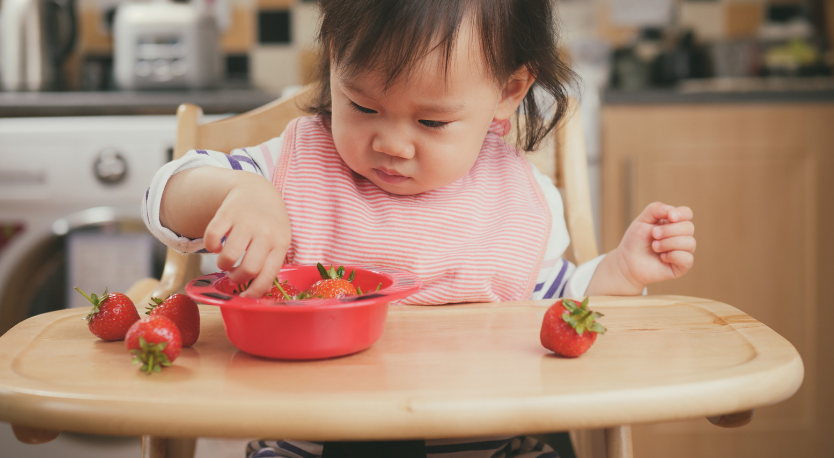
[185, 265, 421, 360]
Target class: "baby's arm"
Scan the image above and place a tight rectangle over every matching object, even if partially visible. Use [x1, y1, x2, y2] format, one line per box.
[161, 166, 291, 297]
[144, 139, 290, 298]
[585, 202, 695, 296]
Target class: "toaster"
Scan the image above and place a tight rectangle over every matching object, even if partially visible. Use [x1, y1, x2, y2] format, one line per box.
[113, 1, 221, 90]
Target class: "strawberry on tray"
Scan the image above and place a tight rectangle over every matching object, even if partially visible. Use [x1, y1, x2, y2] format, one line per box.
[75, 287, 140, 341]
[125, 315, 182, 375]
[540, 297, 607, 358]
[146, 293, 201, 347]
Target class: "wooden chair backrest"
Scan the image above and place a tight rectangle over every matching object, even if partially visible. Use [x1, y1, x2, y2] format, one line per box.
[149, 87, 598, 299]
[555, 99, 600, 265]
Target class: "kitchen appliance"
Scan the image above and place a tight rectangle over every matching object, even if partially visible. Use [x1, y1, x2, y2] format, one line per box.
[0, 0, 77, 91]
[113, 0, 221, 90]
[0, 115, 177, 336]
[0, 112, 231, 457]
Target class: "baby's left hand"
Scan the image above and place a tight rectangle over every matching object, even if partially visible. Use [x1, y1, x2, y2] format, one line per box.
[616, 202, 695, 288]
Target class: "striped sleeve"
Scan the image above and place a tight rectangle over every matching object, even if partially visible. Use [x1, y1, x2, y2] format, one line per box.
[141, 134, 285, 253]
[528, 163, 605, 300]
[246, 436, 557, 458]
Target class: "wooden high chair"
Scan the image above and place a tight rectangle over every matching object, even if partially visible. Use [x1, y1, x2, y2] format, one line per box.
[114, 86, 763, 458]
[124, 85, 612, 457]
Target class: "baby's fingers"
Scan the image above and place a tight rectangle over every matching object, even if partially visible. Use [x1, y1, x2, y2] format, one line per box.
[227, 238, 268, 285]
[660, 250, 695, 277]
[636, 202, 694, 225]
[667, 206, 693, 223]
[204, 217, 232, 253]
[216, 228, 251, 273]
[235, 244, 283, 298]
[652, 236, 696, 254]
[652, 221, 694, 240]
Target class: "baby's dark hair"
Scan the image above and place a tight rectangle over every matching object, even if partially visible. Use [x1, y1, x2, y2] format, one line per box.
[306, 0, 578, 152]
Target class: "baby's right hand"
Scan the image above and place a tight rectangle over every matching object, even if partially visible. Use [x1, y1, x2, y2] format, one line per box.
[203, 176, 292, 298]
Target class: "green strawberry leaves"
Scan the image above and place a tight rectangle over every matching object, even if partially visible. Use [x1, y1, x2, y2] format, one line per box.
[317, 262, 356, 281]
[130, 336, 173, 375]
[232, 279, 253, 295]
[561, 297, 607, 336]
[75, 287, 110, 321]
[317, 262, 331, 279]
[145, 296, 165, 315]
[356, 283, 382, 295]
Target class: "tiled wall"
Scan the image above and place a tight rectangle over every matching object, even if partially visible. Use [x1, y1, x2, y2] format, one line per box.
[76, 0, 320, 92]
[74, 0, 826, 92]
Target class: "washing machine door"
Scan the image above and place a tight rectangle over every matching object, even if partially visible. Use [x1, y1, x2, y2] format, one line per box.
[0, 207, 165, 336]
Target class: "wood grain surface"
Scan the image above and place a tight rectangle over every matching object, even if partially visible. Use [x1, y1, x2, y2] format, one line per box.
[0, 296, 802, 442]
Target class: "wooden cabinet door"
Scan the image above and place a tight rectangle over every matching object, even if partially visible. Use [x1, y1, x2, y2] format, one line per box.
[601, 103, 834, 458]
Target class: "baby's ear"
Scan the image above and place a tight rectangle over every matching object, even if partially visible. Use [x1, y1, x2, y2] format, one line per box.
[494, 66, 535, 120]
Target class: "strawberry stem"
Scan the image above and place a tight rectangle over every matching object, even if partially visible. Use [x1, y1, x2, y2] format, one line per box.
[75, 287, 110, 321]
[131, 336, 172, 375]
[560, 297, 607, 336]
[273, 279, 292, 301]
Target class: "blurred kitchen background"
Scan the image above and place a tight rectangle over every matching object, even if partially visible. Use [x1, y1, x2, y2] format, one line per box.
[0, 0, 832, 457]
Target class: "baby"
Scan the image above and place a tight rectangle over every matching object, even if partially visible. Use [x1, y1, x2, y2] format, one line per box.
[143, 0, 695, 456]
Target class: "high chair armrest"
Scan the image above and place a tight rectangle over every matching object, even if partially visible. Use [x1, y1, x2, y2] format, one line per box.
[139, 247, 204, 303]
[125, 277, 160, 306]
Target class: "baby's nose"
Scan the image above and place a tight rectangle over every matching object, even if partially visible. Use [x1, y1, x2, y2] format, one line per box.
[372, 133, 415, 159]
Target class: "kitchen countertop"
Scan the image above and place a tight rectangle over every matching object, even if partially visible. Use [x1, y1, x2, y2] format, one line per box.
[0, 87, 282, 117]
[604, 77, 834, 105]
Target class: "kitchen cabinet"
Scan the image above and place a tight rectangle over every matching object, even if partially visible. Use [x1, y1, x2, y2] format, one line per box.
[601, 98, 834, 457]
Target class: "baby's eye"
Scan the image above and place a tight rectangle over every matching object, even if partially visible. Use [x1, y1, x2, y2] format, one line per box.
[419, 120, 449, 129]
[350, 101, 377, 114]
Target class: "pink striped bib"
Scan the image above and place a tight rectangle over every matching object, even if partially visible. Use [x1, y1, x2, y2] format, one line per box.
[273, 116, 551, 305]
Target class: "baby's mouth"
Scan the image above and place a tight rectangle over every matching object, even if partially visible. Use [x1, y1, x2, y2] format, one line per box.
[374, 167, 409, 184]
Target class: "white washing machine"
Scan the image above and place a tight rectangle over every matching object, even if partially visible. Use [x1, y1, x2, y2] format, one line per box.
[0, 114, 245, 456]
[0, 115, 203, 333]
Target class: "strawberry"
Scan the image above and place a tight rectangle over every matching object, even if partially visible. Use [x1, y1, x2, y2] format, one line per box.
[266, 279, 302, 300]
[146, 293, 201, 347]
[232, 279, 253, 295]
[75, 287, 140, 341]
[540, 297, 606, 358]
[125, 315, 182, 375]
[307, 263, 357, 299]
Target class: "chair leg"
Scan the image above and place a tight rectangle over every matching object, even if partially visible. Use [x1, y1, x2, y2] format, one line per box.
[142, 436, 166, 458]
[569, 429, 606, 458]
[570, 426, 633, 458]
[604, 426, 633, 458]
[142, 436, 197, 458]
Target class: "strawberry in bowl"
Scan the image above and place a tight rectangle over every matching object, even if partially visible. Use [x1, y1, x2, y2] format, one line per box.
[185, 264, 421, 360]
[308, 263, 358, 299]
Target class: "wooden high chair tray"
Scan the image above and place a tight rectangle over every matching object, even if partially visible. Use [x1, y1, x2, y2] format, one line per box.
[0, 295, 802, 441]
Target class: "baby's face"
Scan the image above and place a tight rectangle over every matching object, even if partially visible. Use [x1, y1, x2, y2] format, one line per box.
[329, 28, 505, 195]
